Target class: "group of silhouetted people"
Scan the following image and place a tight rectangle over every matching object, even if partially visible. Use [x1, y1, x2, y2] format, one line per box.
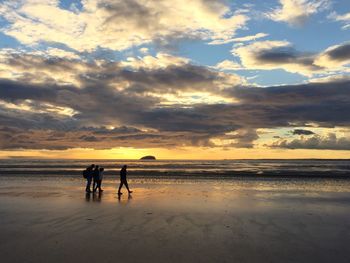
[83, 164, 104, 193]
[83, 164, 132, 195]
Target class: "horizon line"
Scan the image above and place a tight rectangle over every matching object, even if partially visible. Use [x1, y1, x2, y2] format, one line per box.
[2, 157, 350, 160]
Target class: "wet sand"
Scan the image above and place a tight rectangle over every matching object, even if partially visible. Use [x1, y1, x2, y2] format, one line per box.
[0, 177, 349, 263]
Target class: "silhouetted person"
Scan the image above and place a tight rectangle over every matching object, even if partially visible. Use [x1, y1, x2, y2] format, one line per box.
[92, 165, 100, 192]
[84, 164, 95, 193]
[118, 165, 132, 195]
[95, 167, 104, 192]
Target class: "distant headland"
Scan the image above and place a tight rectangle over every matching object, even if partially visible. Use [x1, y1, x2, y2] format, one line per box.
[140, 155, 156, 160]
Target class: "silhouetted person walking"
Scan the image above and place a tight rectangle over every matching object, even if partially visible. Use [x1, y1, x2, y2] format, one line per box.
[92, 165, 100, 192]
[118, 165, 132, 195]
[84, 164, 95, 193]
[95, 167, 104, 192]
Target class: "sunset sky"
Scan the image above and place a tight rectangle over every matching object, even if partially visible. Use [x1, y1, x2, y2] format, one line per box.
[0, 0, 350, 159]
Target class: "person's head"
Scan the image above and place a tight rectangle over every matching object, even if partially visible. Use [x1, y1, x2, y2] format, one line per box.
[95, 165, 99, 169]
[122, 165, 127, 170]
[100, 167, 104, 171]
[90, 164, 95, 169]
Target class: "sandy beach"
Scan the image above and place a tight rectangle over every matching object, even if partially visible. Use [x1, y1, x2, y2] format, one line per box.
[0, 176, 349, 263]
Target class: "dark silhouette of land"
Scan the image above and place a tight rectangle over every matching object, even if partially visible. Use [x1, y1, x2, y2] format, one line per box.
[140, 155, 156, 160]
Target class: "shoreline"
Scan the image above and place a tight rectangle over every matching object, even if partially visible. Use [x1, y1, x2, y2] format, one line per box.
[1, 171, 350, 178]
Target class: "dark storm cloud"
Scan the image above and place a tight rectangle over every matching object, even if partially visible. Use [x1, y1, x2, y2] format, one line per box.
[292, 129, 315, 135]
[1, 52, 350, 150]
[233, 41, 350, 75]
[4, 54, 80, 72]
[0, 124, 211, 150]
[254, 47, 321, 70]
[0, 104, 78, 130]
[78, 63, 227, 95]
[139, 82, 350, 132]
[270, 133, 350, 150]
[218, 129, 258, 148]
[225, 81, 350, 106]
[123, 64, 221, 93]
[324, 42, 350, 62]
[91, 126, 143, 135]
[221, 81, 350, 128]
[0, 76, 158, 128]
[0, 79, 58, 102]
[2, 52, 234, 95]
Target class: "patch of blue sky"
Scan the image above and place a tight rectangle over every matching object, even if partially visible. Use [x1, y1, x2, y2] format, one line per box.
[228, 0, 277, 13]
[229, 0, 349, 53]
[333, 0, 350, 13]
[0, 32, 20, 49]
[58, 0, 83, 12]
[0, 17, 19, 49]
[239, 10, 345, 53]
[178, 40, 232, 66]
[285, 15, 350, 52]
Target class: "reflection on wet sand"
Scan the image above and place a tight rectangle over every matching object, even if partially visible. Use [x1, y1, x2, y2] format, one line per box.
[1, 177, 350, 263]
[85, 191, 103, 202]
[118, 193, 132, 205]
[84, 189, 133, 204]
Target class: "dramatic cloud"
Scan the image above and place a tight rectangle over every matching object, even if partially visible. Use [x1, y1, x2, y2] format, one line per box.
[270, 133, 350, 150]
[0, 1, 349, 155]
[315, 42, 350, 68]
[0, 50, 242, 93]
[268, 0, 331, 26]
[232, 40, 322, 75]
[1, 64, 350, 150]
[0, 0, 247, 51]
[0, 45, 350, 151]
[0, 125, 211, 150]
[232, 41, 350, 76]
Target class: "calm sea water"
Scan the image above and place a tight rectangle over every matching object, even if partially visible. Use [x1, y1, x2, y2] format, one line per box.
[0, 159, 350, 178]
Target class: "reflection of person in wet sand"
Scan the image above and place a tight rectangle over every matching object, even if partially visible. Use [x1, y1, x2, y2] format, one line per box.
[118, 165, 132, 195]
[118, 192, 132, 203]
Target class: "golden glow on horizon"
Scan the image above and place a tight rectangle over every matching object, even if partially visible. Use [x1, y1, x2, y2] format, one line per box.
[1, 147, 350, 159]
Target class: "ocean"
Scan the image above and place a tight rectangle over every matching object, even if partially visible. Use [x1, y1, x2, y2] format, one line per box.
[1, 159, 350, 178]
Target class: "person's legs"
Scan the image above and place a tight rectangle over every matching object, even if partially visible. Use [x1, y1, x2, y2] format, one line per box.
[124, 180, 132, 193]
[93, 178, 98, 192]
[118, 181, 123, 194]
[98, 180, 103, 192]
[86, 177, 92, 193]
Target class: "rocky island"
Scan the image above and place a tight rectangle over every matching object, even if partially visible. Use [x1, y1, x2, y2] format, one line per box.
[140, 155, 156, 160]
